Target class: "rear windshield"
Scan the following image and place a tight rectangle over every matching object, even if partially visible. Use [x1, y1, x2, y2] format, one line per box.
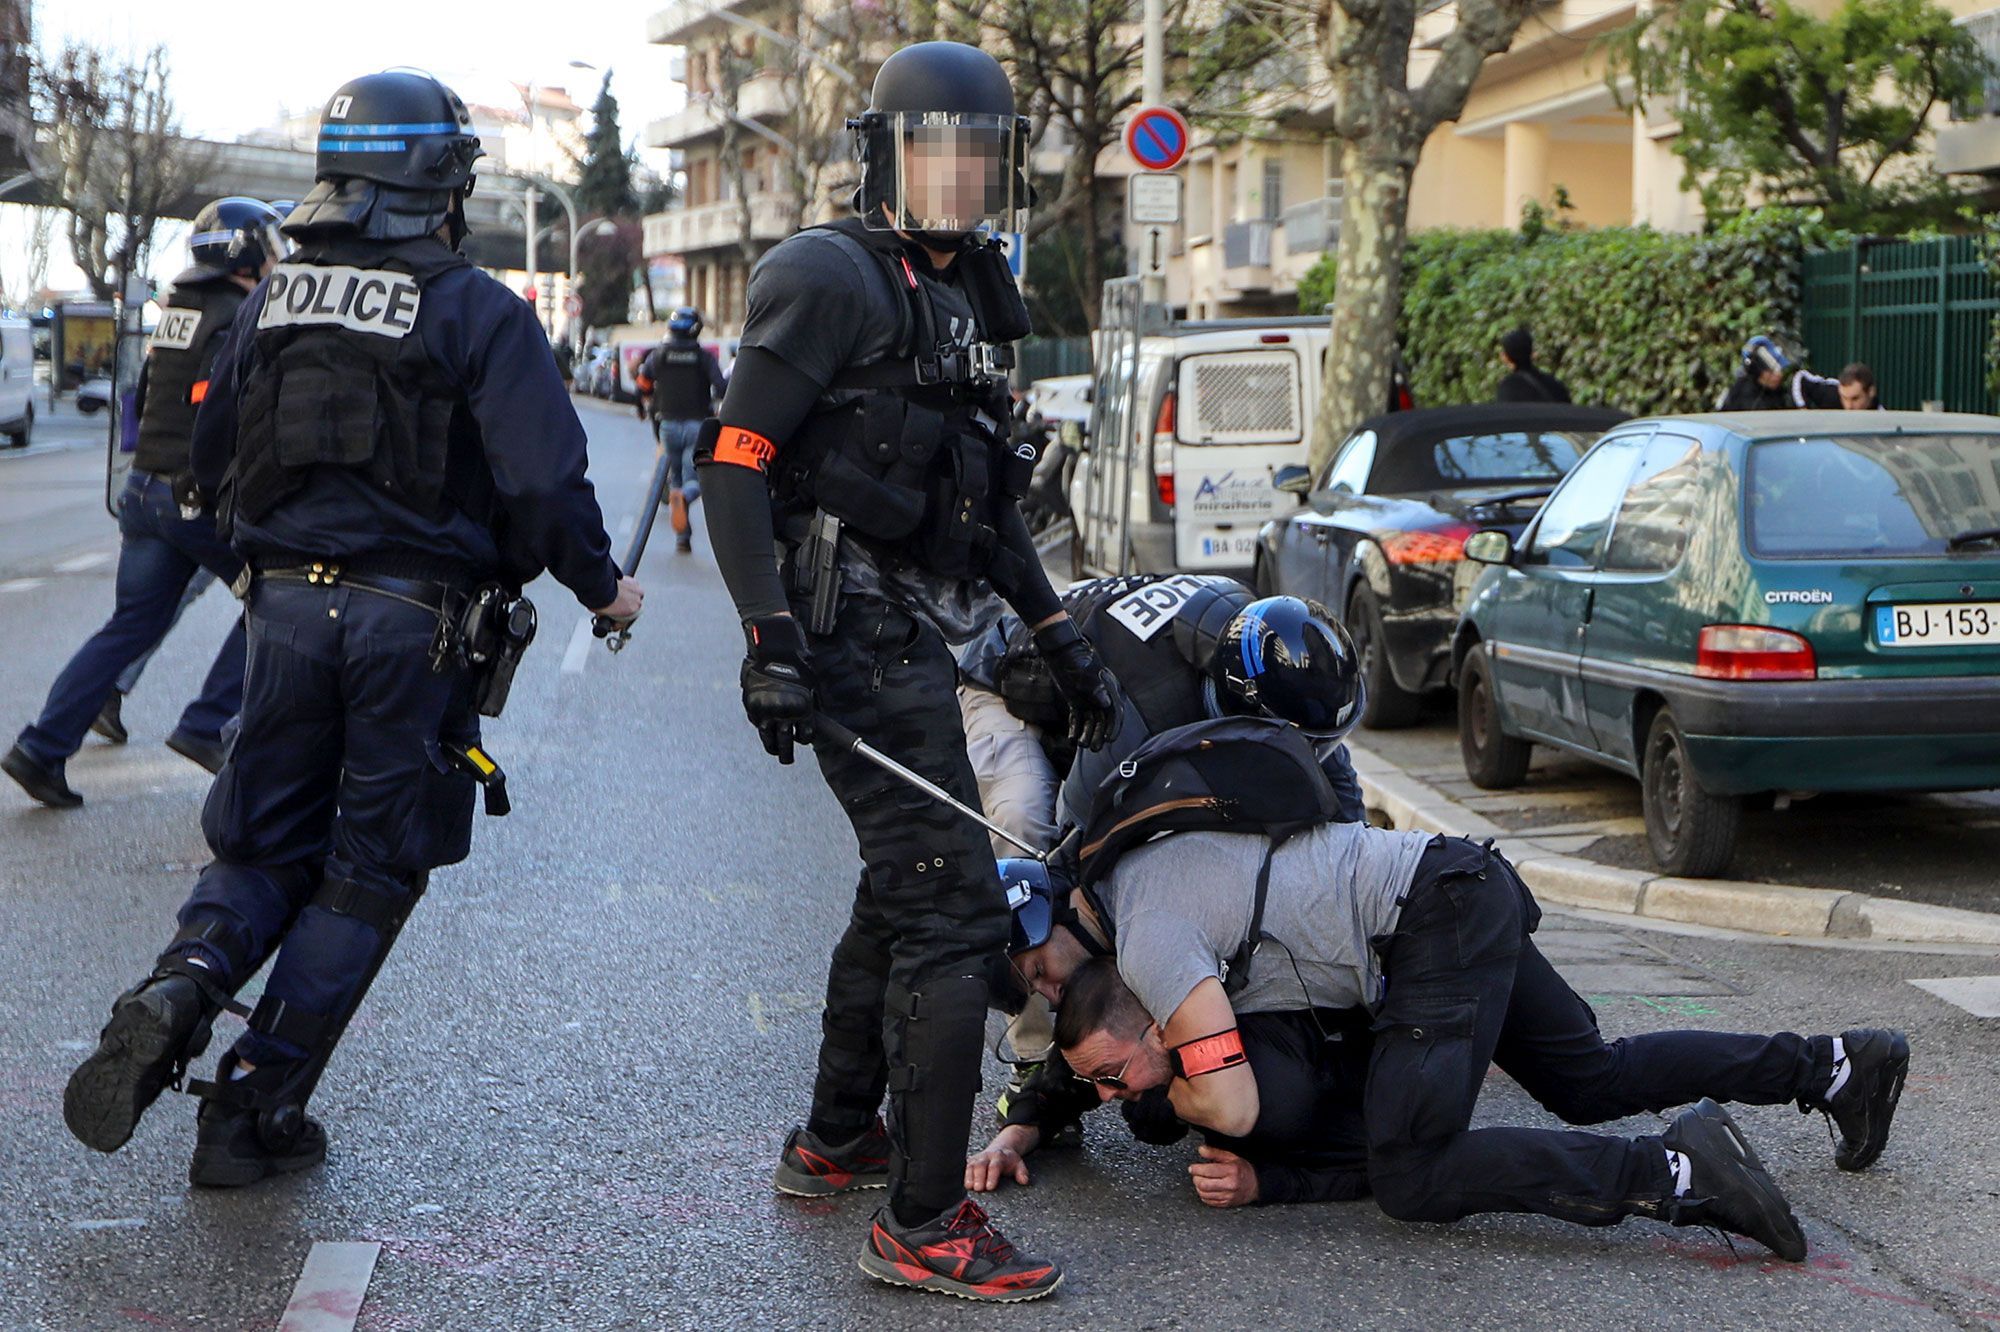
[1371, 430, 1593, 493]
[1746, 434, 2000, 558]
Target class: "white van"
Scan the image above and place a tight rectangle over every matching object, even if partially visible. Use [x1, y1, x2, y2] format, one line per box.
[1071, 313, 1330, 578]
[0, 318, 33, 448]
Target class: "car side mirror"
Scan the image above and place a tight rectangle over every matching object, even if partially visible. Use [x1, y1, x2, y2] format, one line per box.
[1463, 529, 1514, 565]
[1273, 464, 1312, 499]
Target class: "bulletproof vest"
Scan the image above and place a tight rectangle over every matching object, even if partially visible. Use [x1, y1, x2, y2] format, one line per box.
[1070, 574, 1252, 734]
[225, 236, 471, 529]
[772, 218, 1034, 585]
[132, 277, 248, 478]
[648, 337, 710, 420]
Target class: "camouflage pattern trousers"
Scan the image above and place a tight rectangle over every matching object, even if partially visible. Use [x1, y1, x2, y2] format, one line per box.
[795, 589, 1009, 1220]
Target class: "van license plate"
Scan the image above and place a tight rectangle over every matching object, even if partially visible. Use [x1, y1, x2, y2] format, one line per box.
[1198, 531, 1258, 560]
[1876, 602, 2000, 646]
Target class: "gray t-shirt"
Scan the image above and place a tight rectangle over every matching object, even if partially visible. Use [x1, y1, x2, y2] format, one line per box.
[1096, 822, 1435, 1022]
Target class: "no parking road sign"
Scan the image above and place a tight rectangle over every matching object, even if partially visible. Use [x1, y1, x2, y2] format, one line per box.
[1124, 105, 1189, 172]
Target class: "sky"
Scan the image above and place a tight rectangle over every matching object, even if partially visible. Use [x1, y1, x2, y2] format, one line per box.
[13, 0, 689, 294]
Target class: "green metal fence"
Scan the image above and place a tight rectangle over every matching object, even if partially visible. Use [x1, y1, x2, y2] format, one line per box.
[1802, 237, 2000, 414]
[1015, 335, 1093, 384]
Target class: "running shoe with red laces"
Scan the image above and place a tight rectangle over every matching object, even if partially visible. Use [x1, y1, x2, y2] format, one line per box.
[858, 1198, 1063, 1302]
[771, 1119, 890, 1197]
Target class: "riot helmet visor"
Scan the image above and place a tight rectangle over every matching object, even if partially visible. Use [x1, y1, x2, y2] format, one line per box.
[857, 110, 1027, 236]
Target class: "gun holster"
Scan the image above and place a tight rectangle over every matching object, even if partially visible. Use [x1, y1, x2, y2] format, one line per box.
[457, 585, 538, 718]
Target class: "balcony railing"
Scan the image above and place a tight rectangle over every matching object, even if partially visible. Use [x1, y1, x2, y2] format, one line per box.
[643, 194, 797, 256]
[1223, 219, 1273, 271]
[1953, 8, 2000, 119]
[646, 103, 723, 149]
[1282, 195, 1343, 256]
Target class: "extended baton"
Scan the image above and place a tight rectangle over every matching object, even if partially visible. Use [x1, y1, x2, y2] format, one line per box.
[813, 715, 1050, 863]
[593, 441, 676, 652]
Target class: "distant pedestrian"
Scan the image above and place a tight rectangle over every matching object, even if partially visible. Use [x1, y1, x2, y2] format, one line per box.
[1494, 327, 1570, 404]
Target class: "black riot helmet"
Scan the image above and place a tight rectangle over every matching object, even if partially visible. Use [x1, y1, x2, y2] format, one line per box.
[286, 71, 483, 246]
[850, 41, 1031, 239]
[187, 198, 287, 279]
[1208, 596, 1365, 740]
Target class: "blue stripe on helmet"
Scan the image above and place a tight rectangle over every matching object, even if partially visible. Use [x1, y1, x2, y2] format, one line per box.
[189, 230, 236, 246]
[1239, 603, 1270, 682]
[320, 122, 459, 136]
[319, 139, 409, 153]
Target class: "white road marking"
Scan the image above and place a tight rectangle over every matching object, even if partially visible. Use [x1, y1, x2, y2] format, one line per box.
[54, 551, 112, 573]
[0, 578, 45, 594]
[276, 1241, 380, 1332]
[560, 613, 596, 675]
[71, 1217, 146, 1231]
[1909, 975, 2000, 1018]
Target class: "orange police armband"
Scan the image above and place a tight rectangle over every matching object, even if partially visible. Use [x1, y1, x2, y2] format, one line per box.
[1170, 1029, 1248, 1079]
[189, 379, 210, 404]
[710, 424, 777, 473]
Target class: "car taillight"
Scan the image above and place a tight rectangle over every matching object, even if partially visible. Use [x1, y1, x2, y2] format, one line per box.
[1696, 625, 1817, 680]
[1153, 390, 1176, 508]
[1379, 524, 1474, 565]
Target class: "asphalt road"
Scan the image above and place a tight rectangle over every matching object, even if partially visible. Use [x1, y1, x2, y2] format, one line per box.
[1, 399, 1997, 1330]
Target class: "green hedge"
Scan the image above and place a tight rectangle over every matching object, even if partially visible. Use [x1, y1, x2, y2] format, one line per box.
[1298, 209, 1846, 414]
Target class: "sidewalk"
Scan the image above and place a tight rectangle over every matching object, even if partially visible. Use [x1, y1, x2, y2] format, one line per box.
[1351, 740, 2000, 949]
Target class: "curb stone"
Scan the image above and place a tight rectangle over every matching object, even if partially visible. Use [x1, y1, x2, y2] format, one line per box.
[1346, 741, 2000, 949]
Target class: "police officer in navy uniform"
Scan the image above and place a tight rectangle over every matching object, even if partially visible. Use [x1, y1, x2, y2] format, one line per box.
[636, 306, 726, 552]
[63, 71, 643, 1186]
[3, 199, 287, 807]
[698, 41, 1118, 1302]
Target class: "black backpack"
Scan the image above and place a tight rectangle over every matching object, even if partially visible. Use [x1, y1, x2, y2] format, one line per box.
[1073, 715, 1338, 993]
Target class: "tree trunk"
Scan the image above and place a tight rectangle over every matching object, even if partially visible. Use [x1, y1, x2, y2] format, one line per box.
[1312, 140, 1414, 474]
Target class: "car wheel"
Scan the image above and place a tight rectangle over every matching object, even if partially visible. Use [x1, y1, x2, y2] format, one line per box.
[1345, 584, 1424, 729]
[5, 403, 27, 448]
[1641, 707, 1740, 878]
[77, 398, 103, 415]
[1458, 648, 1531, 789]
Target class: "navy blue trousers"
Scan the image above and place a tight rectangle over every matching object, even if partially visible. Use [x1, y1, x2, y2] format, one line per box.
[169, 578, 478, 1069]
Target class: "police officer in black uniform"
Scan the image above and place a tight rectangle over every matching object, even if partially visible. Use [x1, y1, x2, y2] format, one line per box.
[62, 71, 643, 1187]
[697, 41, 1117, 1303]
[637, 306, 727, 553]
[3, 199, 287, 807]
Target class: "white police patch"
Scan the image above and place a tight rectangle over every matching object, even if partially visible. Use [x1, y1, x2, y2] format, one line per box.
[148, 308, 202, 353]
[256, 264, 421, 339]
[1102, 573, 1238, 642]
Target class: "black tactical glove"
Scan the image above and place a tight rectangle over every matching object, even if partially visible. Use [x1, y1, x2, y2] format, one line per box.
[741, 614, 816, 765]
[1034, 617, 1121, 751]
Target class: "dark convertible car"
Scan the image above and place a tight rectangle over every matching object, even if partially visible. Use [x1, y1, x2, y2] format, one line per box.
[1254, 402, 1630, 727]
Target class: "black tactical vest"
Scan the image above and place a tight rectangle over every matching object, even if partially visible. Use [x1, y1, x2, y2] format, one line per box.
[1070, 573, 1251, 732]
[133, 277, 247, 478]
[646, 338, 710, 420]
[225, 236, 471, 529]
[772, 219, 1033, 584]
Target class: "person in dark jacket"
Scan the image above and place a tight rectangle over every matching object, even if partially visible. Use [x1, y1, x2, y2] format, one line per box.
[636, 307, 727, 552]
[1493, 327, 1570, 404]
[3, 199, 287, 807]
[60, 71, 642, 1189]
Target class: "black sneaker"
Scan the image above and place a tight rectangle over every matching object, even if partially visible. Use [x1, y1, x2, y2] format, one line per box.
[64, 973, 214, 1152]
[858, 1199, 1062, 1302]
[165, 728, 225, 775]
[1663, 1098, 1808, 1262]
[91, 694, 129, 745]
[3, 744, 82, 808]
[772, 1119, 890, 1197]
[1813, 1028, 1910, 1172]
[189, 1094, 327, 1188]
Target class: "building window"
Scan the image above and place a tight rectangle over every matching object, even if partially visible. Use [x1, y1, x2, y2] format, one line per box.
[1263, 157, 1284, 222]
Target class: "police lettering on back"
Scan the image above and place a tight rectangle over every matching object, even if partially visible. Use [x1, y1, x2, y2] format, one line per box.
[1103, 573, 1241, 642]
[256, 264, 420, 338]
[149, 308, 202, 353]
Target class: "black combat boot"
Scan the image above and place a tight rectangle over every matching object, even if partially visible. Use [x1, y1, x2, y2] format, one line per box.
[188, 1054, 328, 1188]
[64, 961, 227, 1152]
[1801, 1028, 1910, 1171]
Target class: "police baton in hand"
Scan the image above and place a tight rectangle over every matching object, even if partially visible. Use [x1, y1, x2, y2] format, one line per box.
[813, 715, 1051, 862]
[593, 443, 676, 652]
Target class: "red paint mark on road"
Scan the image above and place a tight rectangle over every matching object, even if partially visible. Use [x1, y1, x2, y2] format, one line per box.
[1656, 1239, 1936, 1310]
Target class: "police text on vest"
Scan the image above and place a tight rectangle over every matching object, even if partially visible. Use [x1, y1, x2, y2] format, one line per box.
[149, 308, 202, 353]
[258, 265, 421, 339]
